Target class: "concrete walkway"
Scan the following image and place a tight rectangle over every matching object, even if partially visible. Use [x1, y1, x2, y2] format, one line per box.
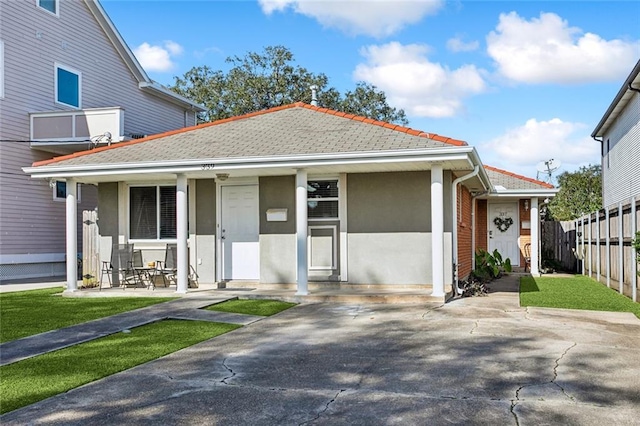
[2, 274, 640, 425]
[0, 296, 263, 366]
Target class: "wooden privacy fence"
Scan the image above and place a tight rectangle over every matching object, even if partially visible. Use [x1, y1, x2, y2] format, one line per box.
[81, 210, 100, 288]
[544, 197, 638, 302]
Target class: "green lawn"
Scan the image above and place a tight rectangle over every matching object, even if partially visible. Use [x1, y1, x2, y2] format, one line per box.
[0, 319, 240, 414]
[520, 275, 640, 318]
[205, 298, 296, 316]
[0, 287, 175, 343]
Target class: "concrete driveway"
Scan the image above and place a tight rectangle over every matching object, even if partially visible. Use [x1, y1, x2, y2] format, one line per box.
[2, 276, 640, 425]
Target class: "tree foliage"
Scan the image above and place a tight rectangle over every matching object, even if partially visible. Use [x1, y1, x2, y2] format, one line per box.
[170, 46, 408, 125]
[548, 164, 602, 221]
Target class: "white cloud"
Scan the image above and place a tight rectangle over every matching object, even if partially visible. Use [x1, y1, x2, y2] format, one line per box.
[133, 41, 183, 72]
[353, 42, 486, 118]
[487, 12, 640, 84]
[446, 36, 479, 52]
[258, 0, 443, 37]
[481, 118, 600, 176]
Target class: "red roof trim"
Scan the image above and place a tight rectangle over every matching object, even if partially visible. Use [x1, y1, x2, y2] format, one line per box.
[485, 165, 555, 189]
[33, 102, 467, 167]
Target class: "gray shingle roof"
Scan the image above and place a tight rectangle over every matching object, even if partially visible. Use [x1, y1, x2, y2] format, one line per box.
[36, 104, 467, 168]
[485, 166, 554, 190]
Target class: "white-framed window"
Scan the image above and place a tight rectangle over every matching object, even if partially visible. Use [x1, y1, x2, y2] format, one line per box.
[54, 63, 81, 108]
[307, 179, 339, 220]
[0, 40, 4, 99]
[37, 0, 59, 16]
[129, 186, 177, 240]
[53, 181, 81, 202]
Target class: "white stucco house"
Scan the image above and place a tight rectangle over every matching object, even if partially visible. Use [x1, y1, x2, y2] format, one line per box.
[24, 102, 556, 301]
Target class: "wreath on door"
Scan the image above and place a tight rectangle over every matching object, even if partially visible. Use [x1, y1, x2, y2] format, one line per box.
[493, 216, 514, 232]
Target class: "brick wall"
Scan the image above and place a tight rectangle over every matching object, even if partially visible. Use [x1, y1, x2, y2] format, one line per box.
[476, 199, 488, 253]
[457, 186, 473, 279]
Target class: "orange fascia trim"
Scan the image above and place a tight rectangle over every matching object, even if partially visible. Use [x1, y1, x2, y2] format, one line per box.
[484, 165, 555, 189]
[33, 101, 467, 167]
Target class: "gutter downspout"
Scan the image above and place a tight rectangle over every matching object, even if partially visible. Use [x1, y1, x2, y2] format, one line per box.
[452, 165, 480, 295]
[628, 83, 640, 94]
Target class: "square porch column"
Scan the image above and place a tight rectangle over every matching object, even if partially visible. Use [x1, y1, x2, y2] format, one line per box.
[530, 197, 540, 276]
[65, 178, 78, 292]
[295, 169, 309, 295]
[176, 174, 189, 293]
[431, 165, 445, 297]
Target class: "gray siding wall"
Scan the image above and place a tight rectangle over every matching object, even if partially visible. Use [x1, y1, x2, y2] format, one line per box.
[259, 176, 296, 283]
[0, 1, 193, 276]
[195, 179, 216, 283]
[346, 171, 453, 285]
[602, 91, 640, 208]
[97, 182, 119, 239]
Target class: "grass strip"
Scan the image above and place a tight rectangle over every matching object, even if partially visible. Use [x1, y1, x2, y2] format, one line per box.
[205, 298, 296, 316]
[0, 287, 175, 343]
[0, 319, 240, 414]
[520, 275, 640, 318]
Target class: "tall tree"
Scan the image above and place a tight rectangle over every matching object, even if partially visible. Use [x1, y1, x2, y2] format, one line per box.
[548, 164, 602, 221]
[170, 46, 407, 125]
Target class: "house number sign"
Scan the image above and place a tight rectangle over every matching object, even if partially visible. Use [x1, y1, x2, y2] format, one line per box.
[201, 164, 215, 170]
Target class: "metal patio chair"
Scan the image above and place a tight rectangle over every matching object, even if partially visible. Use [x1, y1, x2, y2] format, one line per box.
[156, 243, 199, 288]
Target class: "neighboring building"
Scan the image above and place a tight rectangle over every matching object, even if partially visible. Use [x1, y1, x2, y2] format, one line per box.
[24, 103, 557, 301]
[0, 0, 203, 281]
[592, 58, 640, 208]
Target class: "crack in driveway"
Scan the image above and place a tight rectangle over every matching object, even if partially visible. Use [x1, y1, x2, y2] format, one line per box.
[509, 342, 577, 425]
[299, 389, 346, 425]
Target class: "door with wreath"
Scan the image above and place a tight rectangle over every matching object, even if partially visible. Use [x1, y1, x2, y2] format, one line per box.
[488, 203, 519, 266]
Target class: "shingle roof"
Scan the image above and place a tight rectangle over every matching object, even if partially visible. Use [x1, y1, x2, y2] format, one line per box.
[33, 102, 467, 168]
[485, 165, 554, 190]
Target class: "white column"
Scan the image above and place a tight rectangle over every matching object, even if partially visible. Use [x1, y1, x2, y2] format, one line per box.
[431, 164, 444, 297]
[176, 174, 189, 294]
[530, 197, 540, 276]
[295, 169, 308, 295]
[65, 178, 78, 292]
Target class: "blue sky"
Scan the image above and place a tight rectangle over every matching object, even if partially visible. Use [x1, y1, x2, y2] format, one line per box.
[101, 0, 640, 182]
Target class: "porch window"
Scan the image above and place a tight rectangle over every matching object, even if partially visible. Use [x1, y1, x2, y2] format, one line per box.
[130, 186, 176, 239]
[308, 179, 338, 219]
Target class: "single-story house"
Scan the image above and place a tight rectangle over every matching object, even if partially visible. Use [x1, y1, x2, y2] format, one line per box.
[24, 102, 557, 301]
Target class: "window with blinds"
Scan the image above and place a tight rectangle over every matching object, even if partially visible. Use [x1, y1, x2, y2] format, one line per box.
[130, 186, 177, 239]
[307, 179, 339, 219]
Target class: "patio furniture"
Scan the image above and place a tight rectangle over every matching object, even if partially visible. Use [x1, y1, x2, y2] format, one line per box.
[112, 244, 145, 289]
[524, 243, 532, 272]
[98, 237, 115, 290]
[156, 244, 199, 288]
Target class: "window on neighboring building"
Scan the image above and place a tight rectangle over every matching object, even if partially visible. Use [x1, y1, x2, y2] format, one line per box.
[606, 139, 610, 168]
[38, 0, 58, 15]
[55, 64, 81, 108]
[307, 179, 339, 219]
[53, 181, 81, 202]
[130, 186, 177, 240]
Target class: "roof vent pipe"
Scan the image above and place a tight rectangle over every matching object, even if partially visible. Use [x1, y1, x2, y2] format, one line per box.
[310, 85, 318, 106]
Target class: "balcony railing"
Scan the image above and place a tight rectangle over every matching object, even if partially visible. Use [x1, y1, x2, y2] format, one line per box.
[30, 107, 125, 154]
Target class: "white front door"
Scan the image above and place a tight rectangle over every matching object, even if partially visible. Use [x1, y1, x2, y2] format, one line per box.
[221, 185, 259, 280]
[488, 202, 519, 266]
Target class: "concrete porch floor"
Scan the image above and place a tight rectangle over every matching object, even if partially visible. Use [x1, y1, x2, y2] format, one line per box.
[2, 278, 454, 304]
